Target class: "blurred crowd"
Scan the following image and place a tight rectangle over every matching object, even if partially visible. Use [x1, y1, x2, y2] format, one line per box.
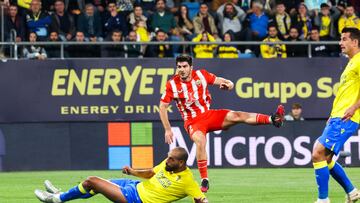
[0, 0, 360, 59]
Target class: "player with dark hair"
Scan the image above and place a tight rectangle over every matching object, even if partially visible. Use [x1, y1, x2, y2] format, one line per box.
[34, 147, 208, 203]
[159, 54, 285, 192]
[312, 27, 360, 203]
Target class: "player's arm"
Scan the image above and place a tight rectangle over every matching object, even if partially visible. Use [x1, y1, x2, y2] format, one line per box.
[342, 98, 360, 121]
[159, 101, 174, 144]
[122, 166, 155, 179]
[213, 77, 234, 91]
[185, 178, 208, 203]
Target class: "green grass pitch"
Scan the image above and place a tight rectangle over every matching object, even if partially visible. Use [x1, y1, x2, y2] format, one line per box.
[1, 168, 360, 203]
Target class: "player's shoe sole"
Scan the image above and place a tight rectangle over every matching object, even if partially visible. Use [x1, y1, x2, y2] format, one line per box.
[44, 180, 61, 194]
[200, 179, 209, 193]
[271, 105, 285, 128]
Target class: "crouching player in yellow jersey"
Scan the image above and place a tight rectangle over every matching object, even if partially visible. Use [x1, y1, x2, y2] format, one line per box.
[312, 27, 360, 203]
[34, 147, 208, 203]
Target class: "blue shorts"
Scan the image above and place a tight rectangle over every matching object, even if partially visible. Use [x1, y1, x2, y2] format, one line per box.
[110, 179, 142, 203]
[318, 118, 359, 155]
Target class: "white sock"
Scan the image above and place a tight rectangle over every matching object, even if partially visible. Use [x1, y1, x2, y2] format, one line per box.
[268, 116, 272, 123]
[349, 188, 358, 195]
[317, 198, 329, 203]
[53, 193, 62, 203]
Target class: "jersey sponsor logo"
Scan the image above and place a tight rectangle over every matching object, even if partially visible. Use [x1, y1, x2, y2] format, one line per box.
[196, 80, 201, 86]
[155, 170, 172, 188]
[185, 93, 196, 106]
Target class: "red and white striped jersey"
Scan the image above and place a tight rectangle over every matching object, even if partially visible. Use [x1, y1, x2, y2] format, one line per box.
[160, 69, 217, 121]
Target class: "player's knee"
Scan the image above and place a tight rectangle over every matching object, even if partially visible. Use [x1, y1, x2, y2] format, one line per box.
[311, 149, 324, 162]
[84, 176, 99, 187]
[228, 112, 247, 122]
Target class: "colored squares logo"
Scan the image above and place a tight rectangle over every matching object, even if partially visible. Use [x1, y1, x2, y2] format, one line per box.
[108, 122, 153, 169]
[108, 147, 130, 170]
[132, 147, 153, 168]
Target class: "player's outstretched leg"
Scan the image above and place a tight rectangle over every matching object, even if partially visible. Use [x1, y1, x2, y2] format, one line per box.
[35, 181, 95, 203]
[327, 160, 360, 203]
[35, 177, 128, 203]
[221, 105, 285, 128]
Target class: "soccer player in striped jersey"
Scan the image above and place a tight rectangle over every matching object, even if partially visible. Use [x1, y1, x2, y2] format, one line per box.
[312, 28, 360, 203]
[159, 54, 285, 193]
[35, 147, 208, 203]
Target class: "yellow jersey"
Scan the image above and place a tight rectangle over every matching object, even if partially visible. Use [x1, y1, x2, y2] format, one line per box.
[260, 37, 287, 58]
[319, 16, 331, 37]
[331, 52, 360, 123]
[137, 160, 206, 203]
[338, 15, 360, 34]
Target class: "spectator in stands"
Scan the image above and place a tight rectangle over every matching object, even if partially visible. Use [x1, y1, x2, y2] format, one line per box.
[291, 3, 312, 40]
[217, 0, 246, 19]
[284, 103, 304, 121]
[313, 3, 341, 40]
[104, 2, 128, 38]
[309, 26, 333, 57]
[260, 24, 286, 58]
[77, 3, 103, 42]
[192, 31, 217, 58]
[102, 29, 125, 57]
[269, 2, 291, 40]
[347, 0, 360, 15]
[23, 32, 47, 60]
[134, 20, 150, 42]
[46, 31, 62, 58]
[67, 31, 97, 57]
[217, 2, 245, 40]
[217, 31, 239, 58]
[286, 26, 307, 57]
[124, 30, 143, 58]
[243, 2, 269, 55]
[175, 5, 195, 41]
[338, 5, 360, 34]
[4, 4, 26, 42]
[193, 3, 219, 40]
[25, 0, 52, 41]
[50, 0, 76, 41]
[128, 4, 148, 29]
[149, 0, 180, 53]
[144, 29, 173, 57]
[245, 2, 269, 40]
[149, 0, 176, 35]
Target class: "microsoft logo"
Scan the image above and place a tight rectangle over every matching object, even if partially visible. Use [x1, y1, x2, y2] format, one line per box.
[107, 122, 153, 169]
